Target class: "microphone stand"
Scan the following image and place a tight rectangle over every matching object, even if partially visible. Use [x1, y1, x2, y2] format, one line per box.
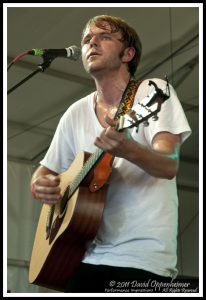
[7, 57, 54, 95]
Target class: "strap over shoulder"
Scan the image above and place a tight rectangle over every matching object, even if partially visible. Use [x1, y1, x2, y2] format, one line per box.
[114, 79, 142, 120]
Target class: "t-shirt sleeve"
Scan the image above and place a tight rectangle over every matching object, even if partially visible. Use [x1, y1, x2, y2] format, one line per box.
[40, 109, 76, 173]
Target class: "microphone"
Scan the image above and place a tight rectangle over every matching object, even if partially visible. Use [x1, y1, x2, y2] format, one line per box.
[27, 45, 81, 61]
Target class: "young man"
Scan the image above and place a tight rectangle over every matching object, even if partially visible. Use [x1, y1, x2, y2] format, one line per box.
[30, 15, 191, 292]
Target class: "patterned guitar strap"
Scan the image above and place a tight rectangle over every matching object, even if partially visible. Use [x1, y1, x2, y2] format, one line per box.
[114, 79, 142, 121]
[89, 79, 142, 192]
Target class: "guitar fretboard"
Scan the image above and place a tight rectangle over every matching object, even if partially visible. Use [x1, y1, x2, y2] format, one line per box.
[69, 148, 104, 198]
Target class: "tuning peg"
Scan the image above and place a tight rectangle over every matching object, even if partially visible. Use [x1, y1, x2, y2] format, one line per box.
[152, 115, 158, 121]
[143, 120, 149, 127]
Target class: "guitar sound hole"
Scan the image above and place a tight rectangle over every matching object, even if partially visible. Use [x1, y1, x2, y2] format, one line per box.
[60, 187, 70, 216]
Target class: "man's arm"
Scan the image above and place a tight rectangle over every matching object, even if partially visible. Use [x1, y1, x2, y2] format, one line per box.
[125, 131, 181, 179]
[94, 117, 181, 180]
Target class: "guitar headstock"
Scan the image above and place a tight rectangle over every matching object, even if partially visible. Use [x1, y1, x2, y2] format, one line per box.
[116, 79, 170, 131]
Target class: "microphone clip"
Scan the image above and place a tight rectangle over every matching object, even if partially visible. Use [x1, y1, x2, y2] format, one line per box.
[38, 55, 55, 72]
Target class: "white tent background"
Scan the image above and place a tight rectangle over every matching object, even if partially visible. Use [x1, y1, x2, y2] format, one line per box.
[6, 4, 201, 294]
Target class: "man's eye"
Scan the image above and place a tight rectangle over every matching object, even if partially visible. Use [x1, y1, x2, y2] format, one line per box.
[82, 34, 111, 45]
[101, 35, 111, 40]
[83, 38, 90, 44]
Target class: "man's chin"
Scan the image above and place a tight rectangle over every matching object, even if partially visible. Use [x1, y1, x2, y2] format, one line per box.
[86, 65, 105, 76]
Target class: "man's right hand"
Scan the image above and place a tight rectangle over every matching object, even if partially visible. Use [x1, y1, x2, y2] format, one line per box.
[31, 172, 62, 205]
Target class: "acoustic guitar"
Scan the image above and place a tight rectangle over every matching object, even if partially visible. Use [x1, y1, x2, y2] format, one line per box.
[29, 80, 170, 291]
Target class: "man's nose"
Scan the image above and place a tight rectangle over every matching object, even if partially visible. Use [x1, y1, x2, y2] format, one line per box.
[89, 35, 99, 46]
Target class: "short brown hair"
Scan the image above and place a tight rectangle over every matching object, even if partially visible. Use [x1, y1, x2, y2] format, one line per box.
[82, 15, 142, 76]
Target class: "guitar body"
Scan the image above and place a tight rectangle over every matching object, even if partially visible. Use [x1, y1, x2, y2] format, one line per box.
[29, 151, 107, 291]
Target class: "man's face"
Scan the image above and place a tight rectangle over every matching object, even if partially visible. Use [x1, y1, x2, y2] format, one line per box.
[81, 22, 126, 76]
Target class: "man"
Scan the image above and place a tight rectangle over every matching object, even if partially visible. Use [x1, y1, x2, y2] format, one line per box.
[30, 15, 191, 292]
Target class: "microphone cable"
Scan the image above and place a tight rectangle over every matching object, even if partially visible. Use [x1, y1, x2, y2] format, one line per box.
[7, 51, 29, 71]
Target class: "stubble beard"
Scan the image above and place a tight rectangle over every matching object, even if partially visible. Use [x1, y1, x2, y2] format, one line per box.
[84, 52, 124, 78]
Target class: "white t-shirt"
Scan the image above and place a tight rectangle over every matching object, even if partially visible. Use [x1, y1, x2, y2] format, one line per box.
[40, 78, 191, 278]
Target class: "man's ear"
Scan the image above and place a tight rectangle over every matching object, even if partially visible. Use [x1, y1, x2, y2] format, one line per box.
[121, 47, 136, 63]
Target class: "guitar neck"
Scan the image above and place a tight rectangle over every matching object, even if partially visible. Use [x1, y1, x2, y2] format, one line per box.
[68, 148, 105, 197]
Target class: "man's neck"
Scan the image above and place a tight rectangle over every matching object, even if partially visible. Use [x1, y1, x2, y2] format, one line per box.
[93, 71, 131, 106]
